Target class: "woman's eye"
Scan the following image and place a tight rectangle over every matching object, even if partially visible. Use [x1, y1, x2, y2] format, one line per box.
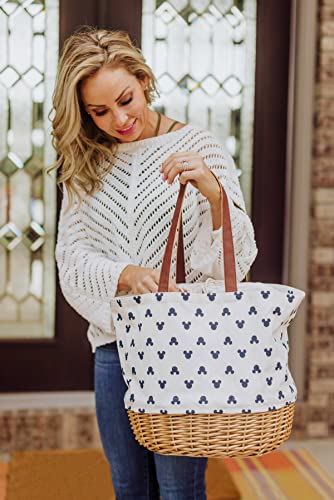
[121, 97, 132, 106]
[95, 110, 107, 117]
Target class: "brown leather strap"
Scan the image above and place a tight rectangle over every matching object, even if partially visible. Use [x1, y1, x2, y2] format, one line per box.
[176, 213, 186, 283]
[159, 171, 237, 293]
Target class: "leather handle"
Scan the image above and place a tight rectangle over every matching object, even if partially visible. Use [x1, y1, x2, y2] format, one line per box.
[158, 171, 238, 293]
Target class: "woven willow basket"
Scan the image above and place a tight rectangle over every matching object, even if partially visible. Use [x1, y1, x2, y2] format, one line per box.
[128, 404, 295, 458]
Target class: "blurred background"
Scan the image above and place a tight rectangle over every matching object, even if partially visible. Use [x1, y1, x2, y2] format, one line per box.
[0, 0, 333, 496]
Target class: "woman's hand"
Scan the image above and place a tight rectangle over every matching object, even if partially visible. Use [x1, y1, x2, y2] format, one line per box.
[117, 265, 181, 294]
[160, 152, 221, 205]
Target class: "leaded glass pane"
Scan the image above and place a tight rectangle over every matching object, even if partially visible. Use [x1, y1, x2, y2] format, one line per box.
[0, 0, 58, 339]
[142, 0, 257, 213]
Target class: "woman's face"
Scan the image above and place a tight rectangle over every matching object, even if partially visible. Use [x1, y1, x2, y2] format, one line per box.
[80, 66, 152, 143]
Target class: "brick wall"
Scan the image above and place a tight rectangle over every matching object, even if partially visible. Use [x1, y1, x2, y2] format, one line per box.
[293, 0, 334, 438]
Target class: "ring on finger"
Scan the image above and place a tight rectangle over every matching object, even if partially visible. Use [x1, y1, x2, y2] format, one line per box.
[181, 159, 190, 171]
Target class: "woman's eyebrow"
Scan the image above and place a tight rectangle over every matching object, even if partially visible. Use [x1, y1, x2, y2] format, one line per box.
[87, 86, 131, 107]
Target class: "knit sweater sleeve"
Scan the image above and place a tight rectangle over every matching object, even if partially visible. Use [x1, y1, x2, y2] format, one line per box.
[189, 132, 258, 281]
[55, 188, 132, 333]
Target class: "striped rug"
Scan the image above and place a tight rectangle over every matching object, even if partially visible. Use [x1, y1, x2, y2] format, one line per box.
[224, 448, 334, 500]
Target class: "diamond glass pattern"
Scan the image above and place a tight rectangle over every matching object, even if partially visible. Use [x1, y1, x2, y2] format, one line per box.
[142, 0, 256, 213]
[0, 0, 58, 338]
[0, 222, 21, 250]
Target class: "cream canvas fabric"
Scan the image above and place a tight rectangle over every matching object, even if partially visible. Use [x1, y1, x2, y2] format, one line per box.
[111, 281, 305, 415]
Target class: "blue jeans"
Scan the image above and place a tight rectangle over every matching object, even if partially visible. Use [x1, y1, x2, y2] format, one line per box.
[94, 341, 208, 499]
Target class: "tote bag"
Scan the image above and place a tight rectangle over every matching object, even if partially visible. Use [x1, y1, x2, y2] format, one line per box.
[110, 171, 305, 456]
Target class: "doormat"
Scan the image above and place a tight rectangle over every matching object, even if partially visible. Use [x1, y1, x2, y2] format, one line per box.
[6, 449, 240, 500]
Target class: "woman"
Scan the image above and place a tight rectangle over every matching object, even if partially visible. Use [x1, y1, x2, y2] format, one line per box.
[51, 27, 258, 500]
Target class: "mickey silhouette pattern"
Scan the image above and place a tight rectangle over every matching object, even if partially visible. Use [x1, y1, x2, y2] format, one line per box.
[111, 282, 305, 414]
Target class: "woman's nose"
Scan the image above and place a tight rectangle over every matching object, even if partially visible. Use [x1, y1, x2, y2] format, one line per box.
[114, 111, 129, 128]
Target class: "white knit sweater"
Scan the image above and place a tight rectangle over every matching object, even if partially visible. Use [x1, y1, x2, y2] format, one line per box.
[55, 123, 258, 352]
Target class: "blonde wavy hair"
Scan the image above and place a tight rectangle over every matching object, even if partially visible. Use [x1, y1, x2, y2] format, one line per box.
[48, 26, 160, 208]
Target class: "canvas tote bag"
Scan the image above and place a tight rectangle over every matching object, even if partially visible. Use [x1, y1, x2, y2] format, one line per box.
[110, 171, 306, 457]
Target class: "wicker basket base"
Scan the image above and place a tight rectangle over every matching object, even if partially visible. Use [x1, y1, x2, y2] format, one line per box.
[128, 404, 295, 458]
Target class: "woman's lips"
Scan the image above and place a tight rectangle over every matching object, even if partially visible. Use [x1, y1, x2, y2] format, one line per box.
[117, 119, 137, 135]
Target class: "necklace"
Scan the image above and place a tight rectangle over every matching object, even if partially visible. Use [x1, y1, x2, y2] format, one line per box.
[154, 111, 161, 137]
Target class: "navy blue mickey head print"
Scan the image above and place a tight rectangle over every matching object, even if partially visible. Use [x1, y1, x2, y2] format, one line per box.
[133, 296, 141, 304]
[225, 365, 234, 375]
[212, 380, 222, 388]
[237, 349, 247, 358]
[111, 279, 304, 415]
[199, 395, 208, 404]
[182, 321, 191, 330]
[195, 308, 204, 317]
[207, 293, 216, 302]
[168, 307, 177, 316]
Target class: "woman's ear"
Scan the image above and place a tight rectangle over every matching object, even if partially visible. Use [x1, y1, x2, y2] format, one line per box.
[139, 74, 149, 90]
